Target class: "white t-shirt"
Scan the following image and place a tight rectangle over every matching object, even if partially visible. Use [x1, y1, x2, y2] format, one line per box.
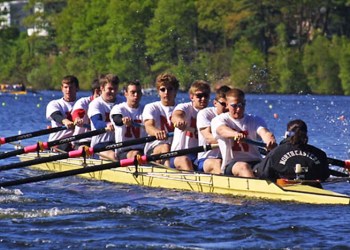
[170, 102, 199, 151]
[110, 102, 146, 153]
[88, 96, 116, 147]
[46, 98, 75, 142]
[211, 112, 266, 172]
[142, 101, 175, 153]
[196, 107, 221, 160]
[71, 96, 93, 143]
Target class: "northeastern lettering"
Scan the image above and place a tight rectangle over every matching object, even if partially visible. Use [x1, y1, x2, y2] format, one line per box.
[279, 150, 320, 165]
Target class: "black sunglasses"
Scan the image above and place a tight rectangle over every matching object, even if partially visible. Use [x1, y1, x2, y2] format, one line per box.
[195, 93, 210, 99]
[159, 87, 174, 92]
[230, 102, 245, 109]
[216, 100, 226, 107]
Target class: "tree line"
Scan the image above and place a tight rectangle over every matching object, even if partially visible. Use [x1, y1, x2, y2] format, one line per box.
[1, 0, 350, 94]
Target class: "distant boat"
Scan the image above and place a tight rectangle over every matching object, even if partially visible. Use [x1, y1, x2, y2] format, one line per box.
[0, 83, 27, 95]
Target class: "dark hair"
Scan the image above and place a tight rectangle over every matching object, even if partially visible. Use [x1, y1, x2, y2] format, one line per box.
[91, 78, 100, 93]
[123, 80, 141, 92]
[62, 75, 79, 89]
[215, 85, 231, 100]
[286, 119, 308, 145]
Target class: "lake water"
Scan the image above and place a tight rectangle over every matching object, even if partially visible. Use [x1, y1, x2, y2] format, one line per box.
[0, 90, 350, 249]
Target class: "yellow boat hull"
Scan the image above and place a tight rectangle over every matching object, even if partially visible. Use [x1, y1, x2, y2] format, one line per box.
[18, 153, 350, 205]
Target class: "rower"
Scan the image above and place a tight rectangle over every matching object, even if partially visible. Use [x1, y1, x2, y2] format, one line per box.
[196, 85, 231, 174]
[46, 75, 79, 152]
[170, 80, 211, 171]
[142, 73, 179, 168]
[211, 88, 277, 177]
[110, 80, 146, 159]
[71, 78, 101, 149]
[88, 74, 120, 161]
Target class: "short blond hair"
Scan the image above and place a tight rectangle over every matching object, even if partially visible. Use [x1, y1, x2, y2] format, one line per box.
[189, 80, 210, 95]
[155, 73, 179, 90]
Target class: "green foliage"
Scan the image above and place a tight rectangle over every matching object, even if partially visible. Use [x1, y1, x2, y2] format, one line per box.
[145, 0, 198, 74]
[269, 23, 309, 94]
[332, 36, 350, 95]
[2, 0, 350, 94]
[302, 35, 342, 94]
[231, 37, 266, 92]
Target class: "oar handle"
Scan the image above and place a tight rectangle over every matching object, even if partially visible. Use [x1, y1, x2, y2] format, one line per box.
[0, 126, 67, 145]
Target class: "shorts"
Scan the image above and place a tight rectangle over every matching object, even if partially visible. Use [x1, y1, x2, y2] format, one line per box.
[170, 153, 198, 170]
[118, 148, 144, 160]
[197, 158, 206, 172]
[146, 143, 171, 155]
[224, 160, 260, 176]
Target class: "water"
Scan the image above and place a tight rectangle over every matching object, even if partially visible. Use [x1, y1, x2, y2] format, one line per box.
[1, 91, 350, 249]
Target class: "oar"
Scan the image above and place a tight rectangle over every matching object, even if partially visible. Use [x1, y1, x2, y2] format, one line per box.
[0, 126, 67, 145]
[0, 144, 216, 188]
[0, 128, 107, 160]
[242, 138, 350, 172]
[0, 132, 173, 171]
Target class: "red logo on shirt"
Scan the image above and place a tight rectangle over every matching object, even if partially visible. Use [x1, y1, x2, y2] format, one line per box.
[160, 115, 174, 132]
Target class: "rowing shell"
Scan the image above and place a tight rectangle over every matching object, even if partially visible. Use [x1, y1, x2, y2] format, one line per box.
[18, 153, 350, 205]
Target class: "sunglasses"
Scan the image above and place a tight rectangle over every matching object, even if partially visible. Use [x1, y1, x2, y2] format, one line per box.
[195, 93, 210, 99]
[159, 87, 174, 92]
[230, 102, 245, 109]
[216, 100, 226, 107]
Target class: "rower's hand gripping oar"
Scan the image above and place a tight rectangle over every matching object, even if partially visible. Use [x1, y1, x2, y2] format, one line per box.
[0, 132, 174, 171]
[0, 128, 107, 160]
[0, 126, 67, 145]
[242, 138, 350, 171]
[0, 143, 217, 188]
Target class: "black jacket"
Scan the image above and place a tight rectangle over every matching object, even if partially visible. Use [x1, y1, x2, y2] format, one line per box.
[254, 142, 330, 181]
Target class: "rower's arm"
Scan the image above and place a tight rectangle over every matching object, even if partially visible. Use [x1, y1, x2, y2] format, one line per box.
[51, 111, 74, 129]
[216, 124, 242, 139]
[258, 127, 277, 150]
[199, 126, 217, 144]
[171, 110, 187, 131]
[144, 119, 167, 140]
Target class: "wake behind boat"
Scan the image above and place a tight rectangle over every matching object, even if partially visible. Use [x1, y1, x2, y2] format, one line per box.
[16, 152, 350, 205]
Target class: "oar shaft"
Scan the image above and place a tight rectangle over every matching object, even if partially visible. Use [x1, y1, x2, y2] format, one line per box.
[0, 153, 69, 171]
[0, 126, 66, 145]
[91, 132, 174, 154]
[0, 161, 120, 187]
[0, 144, 215, 188]
[46, 128, 106, 148]
[0, 132, 172, 171]
[0, 128, 106, 160]
[0, 148, 25, 160]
